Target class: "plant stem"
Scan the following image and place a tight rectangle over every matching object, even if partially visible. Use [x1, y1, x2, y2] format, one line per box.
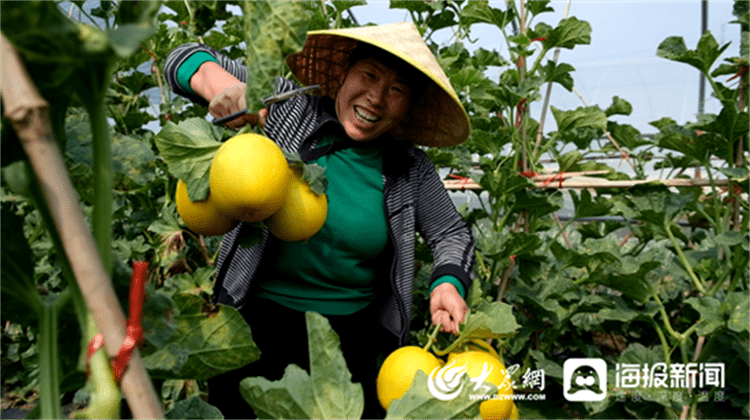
[664, 222, 707, 294]
[89, 101, 114, 275]
[26, 158, 90, 363]
[543, 215, 576, 254]
[651, 290, 682, 340]
[423, 323, 442, 353]
[705, 74, 726, 102]
[39, 301, 62, 420]
[649, 318, 672, 364]
[704, 164, 724, 233]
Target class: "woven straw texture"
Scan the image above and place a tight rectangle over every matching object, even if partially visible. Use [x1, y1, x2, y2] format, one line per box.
[286, 22, 470, 147]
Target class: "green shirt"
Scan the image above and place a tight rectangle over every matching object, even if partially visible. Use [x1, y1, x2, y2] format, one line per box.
[256, 135, 388, 315]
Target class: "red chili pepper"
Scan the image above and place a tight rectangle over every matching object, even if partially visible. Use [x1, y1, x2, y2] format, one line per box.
[530, 37, 547, 43]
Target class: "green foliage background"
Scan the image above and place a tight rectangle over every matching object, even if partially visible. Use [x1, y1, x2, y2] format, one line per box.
[1, 1, 747, 419]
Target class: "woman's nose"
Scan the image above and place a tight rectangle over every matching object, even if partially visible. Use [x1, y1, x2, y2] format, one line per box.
[366, 82, 388, 107]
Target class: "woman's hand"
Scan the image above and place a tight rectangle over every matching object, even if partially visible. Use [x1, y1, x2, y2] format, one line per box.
[209, 83, 268, 129]
[430, 283, 469, 335]
[191, 61, 267, 129]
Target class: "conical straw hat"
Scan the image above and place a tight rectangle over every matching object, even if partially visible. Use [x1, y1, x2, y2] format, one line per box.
[286, 22, 470, 148]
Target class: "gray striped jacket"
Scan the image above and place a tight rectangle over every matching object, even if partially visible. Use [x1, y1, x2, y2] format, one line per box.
[164, 43, 475, 344]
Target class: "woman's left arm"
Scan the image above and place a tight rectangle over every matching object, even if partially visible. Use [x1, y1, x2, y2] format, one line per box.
[413, 151, 475, 334]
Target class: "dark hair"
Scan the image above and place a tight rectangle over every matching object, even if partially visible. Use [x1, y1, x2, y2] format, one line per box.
[347, 42, 427, 99]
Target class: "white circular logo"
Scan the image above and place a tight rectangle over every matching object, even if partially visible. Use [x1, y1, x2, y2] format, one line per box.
[427, 360, 468, 401]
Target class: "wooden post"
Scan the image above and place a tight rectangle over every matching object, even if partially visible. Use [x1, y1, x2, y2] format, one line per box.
[1, 35, 164, 420]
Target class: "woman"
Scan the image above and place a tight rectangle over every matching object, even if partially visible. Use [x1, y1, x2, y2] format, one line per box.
[164, 22, 474, 418]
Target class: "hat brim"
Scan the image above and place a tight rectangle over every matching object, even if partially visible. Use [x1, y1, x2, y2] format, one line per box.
[286, 23, 470, 148]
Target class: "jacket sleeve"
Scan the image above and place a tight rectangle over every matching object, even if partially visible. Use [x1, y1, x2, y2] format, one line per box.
[163, 43, 248, 107]
[412, 150, 475, 293]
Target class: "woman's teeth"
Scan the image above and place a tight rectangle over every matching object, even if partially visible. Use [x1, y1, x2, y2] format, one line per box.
[354, 106, 379, 123]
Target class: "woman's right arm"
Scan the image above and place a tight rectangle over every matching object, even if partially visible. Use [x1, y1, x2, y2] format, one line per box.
[164, 43, 264, 128]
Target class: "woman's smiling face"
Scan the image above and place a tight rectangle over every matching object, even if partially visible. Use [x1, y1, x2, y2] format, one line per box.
[335, 58, 412, 142]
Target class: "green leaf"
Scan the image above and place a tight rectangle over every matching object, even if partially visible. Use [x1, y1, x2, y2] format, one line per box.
[106, 22, 158, 58]
[460, 2, 514, 30]
[243, 2, 310, 113]
[477, 230, 543, 263]
[596, 297, 641, 323]
[605, 96, 633, 117]
[459, 300, 520, 339]
[111, 133, 157, 186]
[165, 395, 223, 419]
[1, 207, 43, 323]
[655, 129, 709, 164]
[686, 296, 724, 336]
[162, 267, 216, 297]
[726, 292, 749, 334]
[551, 105, 607, 133]
[142, 290, 178, 348]
[718, 167, 749, 181]
[628, 185, 695, 230]
[390, 1, 434, 14]
[241, 364, 318, 419]
[607, 122, 647, 150]
[478, 168, 532, 200]
[115, 1, 161, 28]
[711, 62, 740, 78]
[527, 1, 554, 16]
[556, 150, 582, 173]
[1, 160, 33, 198]
[511, 189, 563, 219]
[537, 17, 592, 51]
[306, 312, 364, 419]
[589, 261, 659, 303]
[385, 370, 489, 419]
[331, 1, 367, 14]
[471, 48, 508, 68]
[467, 128, 513, 156]
[538, 61, 575, 91]
[142, 294, 260, 380]
[240, 312, 364, 419]
[302, 163, 328, 195]
[66, 113, 157, 187]
[434, 300, 520, 356]
[153, 118, 223, 201]
[572, 189, 613, 218]
[714, 230, 747, 247]
[656, 32, 730, 75]
[693, 106, 749, 147]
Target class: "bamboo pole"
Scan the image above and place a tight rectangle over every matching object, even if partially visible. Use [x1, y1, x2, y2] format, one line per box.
[444, 175, 740, 190]
[1, 35, 164, 419]
[535, 0, 572, 147]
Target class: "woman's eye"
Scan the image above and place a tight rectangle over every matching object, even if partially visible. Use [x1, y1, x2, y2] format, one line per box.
[392, 85, 409, 96]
